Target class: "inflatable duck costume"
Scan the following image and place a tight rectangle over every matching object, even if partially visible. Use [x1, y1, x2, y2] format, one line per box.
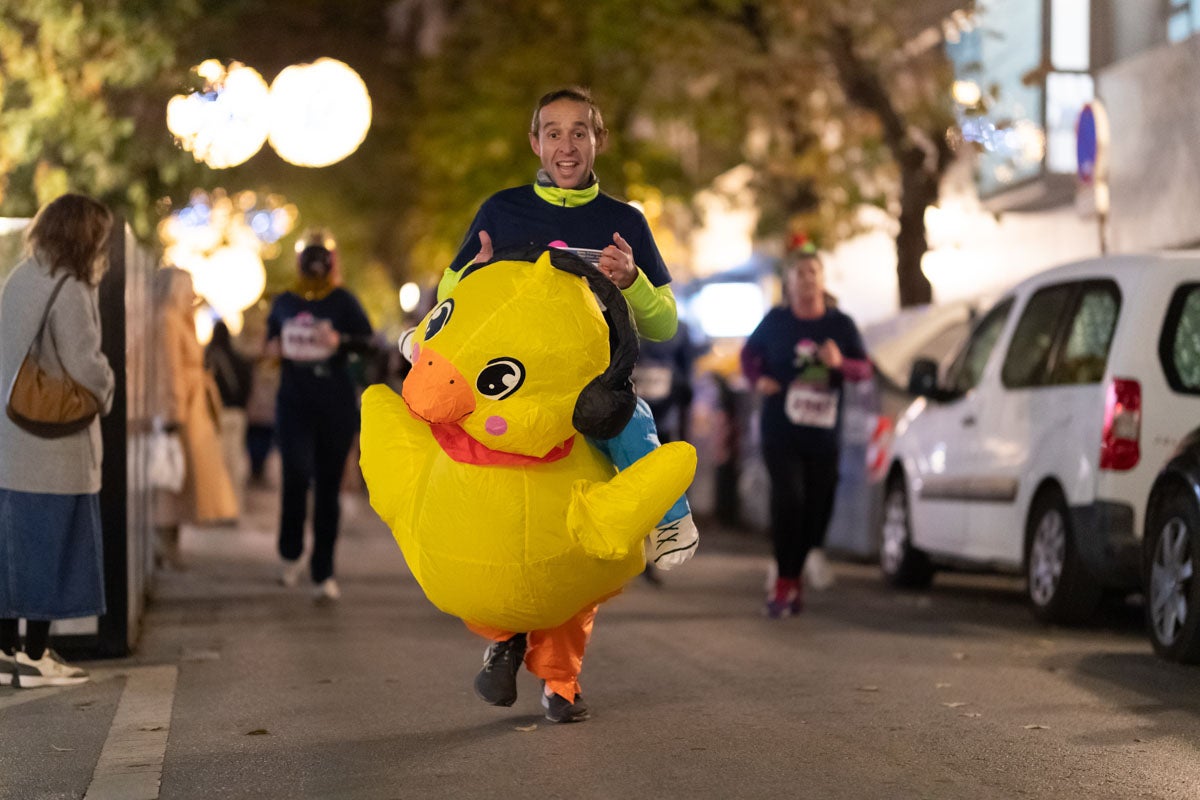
[360, 248, 696, 718]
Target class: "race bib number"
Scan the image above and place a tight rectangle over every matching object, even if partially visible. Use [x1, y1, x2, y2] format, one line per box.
[281, 314, 336, 362]
[785, 382, 838, 429]
[633, 365, 673, 401]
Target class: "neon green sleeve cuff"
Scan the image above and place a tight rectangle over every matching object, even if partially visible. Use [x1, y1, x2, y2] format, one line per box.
[621, 270, 678, 341]
[436, 266, 464, 302]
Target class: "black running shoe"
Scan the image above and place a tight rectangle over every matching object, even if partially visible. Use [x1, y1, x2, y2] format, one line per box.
[541, 683, 590, 723]
[473, 633, 527, 706]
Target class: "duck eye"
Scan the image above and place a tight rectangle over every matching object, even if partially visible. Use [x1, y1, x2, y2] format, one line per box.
[424, 299, 454, 339]
[476, 358, 525, 400]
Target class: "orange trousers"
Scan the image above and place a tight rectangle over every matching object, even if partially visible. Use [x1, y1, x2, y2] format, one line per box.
[465, 603, 598, 701]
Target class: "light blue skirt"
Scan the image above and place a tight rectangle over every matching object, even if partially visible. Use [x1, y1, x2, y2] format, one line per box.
[0, 489, 105, 619]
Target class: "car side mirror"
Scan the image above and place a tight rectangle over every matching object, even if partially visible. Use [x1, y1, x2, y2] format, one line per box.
[907, 358, 940, 397]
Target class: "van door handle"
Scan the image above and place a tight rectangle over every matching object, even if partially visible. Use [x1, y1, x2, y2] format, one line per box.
[962, 415, 977, 427]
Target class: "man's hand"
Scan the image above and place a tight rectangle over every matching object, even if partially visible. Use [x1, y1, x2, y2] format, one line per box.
[599, 232, 636, 289]
[474, 230, 493, 264]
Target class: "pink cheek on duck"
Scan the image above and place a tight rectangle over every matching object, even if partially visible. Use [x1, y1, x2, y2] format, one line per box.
[412, 342, 420, 360]
[485, 416, 508, 436]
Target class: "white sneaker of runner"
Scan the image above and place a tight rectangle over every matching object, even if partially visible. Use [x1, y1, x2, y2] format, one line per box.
[279, 557, 306, 588]
[649, 513, 699, 570]
[804, 548, 836, 591]
[314, 578, 341, 604]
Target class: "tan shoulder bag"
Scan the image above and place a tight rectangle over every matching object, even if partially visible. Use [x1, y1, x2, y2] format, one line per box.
[5, 274, 100, 437]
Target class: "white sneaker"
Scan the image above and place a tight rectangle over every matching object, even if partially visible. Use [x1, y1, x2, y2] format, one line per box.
[279, 558, 306, 588]
[649, 513, 699, 570]
[0, 650, 15, 686]
[13, 650, 89, 688]
[804, 548, 836, 591]
[314, 578, 341, 604]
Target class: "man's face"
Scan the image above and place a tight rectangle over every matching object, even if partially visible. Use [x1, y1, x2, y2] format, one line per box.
[529, 99, 601, 189]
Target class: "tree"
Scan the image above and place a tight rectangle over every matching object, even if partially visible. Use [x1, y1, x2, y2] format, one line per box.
[0, 0, 203, 236]
[395, 0, 959, 307]
[633, 1, 959, 307]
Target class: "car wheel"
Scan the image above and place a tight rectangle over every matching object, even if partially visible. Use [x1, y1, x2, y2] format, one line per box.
[1144, 485, 1200, 663]
[1026, 489, 1100, 624]
[879, 475, 934, 588]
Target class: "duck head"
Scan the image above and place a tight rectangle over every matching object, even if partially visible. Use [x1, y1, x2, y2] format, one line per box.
[402, 250, 613, 458]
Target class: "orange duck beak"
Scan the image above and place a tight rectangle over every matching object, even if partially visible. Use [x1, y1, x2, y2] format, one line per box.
[402, 344, 476, 425]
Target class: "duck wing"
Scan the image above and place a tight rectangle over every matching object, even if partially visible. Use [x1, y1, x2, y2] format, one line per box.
[567, 441, 697, 560]
[360, 384, 432, 529]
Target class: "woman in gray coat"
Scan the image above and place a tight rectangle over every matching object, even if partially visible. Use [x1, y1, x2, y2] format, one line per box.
[0, 194, 115, 687]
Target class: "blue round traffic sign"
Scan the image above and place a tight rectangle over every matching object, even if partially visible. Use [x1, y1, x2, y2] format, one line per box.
[1077, 104, 1098, 184]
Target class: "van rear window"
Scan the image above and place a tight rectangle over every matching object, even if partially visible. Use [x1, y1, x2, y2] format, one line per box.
[1160, 283, 1200, 395]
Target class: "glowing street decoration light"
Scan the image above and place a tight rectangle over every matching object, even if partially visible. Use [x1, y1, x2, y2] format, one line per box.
[159, 189, 297, 338]
[166, 61, 271, 169]
[268, 58, 372, 167]
[399, 282, 421, 313]
[193, 245, 268, 322]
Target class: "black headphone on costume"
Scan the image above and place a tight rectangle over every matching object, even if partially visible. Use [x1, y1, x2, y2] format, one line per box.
[461, 245, 639, 440]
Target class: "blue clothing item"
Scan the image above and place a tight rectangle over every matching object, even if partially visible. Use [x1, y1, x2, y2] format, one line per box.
[0, 489, 105, 619]
[588, 398, 690, 526]
[742, 306, 867, 455]
[267, 287, 374, 409]
[449, 186, 672, 287]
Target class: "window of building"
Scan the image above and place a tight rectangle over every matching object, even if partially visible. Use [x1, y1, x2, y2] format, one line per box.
[1051, 0, 1090, 70]
[1168, 0, 1197, 43]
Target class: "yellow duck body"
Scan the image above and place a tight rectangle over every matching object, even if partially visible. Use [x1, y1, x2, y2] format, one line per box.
[360, 252, 696, 632]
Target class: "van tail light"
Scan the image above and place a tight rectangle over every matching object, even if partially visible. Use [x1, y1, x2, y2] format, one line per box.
[1100, 378, 1141, 471]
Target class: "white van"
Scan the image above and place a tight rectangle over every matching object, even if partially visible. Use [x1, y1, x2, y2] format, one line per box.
[880, 253, 1200, 625]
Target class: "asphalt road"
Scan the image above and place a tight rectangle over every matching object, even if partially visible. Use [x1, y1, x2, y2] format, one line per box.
[2, 482, 1198, 800]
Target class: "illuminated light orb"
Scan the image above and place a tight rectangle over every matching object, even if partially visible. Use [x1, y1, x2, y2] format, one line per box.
[194, 308, 215, 346]
[190, 246, 267, 322]
[399, 282, 421, 313]
[268, 58, 372, 167]
[167, 62, 271, 169]
[952, 80, 982, 107]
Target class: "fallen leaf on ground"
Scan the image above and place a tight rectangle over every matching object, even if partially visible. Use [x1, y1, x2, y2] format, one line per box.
[935, 682, 952, 689]
[51, 745, 74, 752]
[960, 713, 982, 718]
[941, 702, 968, 708]
[514, 724, 537, 732]
[139, 726, 164, 732]
[952, 652, 969, 660]
[1023, 724, 1049, 730]
[246, 729, 270, 736]
[856, 685, 880, 692]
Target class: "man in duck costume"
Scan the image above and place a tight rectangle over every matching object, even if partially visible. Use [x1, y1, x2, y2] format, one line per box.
[360, 249, 696, 722]
[439, 86, 699, 573]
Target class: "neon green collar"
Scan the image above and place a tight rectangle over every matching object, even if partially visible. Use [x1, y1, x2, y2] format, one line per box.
[533, 176, 600, 208]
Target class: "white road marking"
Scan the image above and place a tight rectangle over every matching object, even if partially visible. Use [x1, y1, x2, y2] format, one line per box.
[84, 665, 178, 800]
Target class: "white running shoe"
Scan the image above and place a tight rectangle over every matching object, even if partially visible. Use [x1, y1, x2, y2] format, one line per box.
[649, 513, 699, 570]
[0, 650, 15, 687]
[804, 548, 836, 591]
[314, 578, 341, 604]
[279, 558, 306, 588]
[13, 650, 89, 688]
